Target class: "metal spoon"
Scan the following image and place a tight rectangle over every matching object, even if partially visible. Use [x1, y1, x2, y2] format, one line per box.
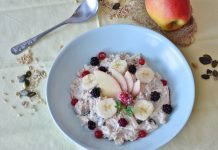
[11, 0, 99, 55]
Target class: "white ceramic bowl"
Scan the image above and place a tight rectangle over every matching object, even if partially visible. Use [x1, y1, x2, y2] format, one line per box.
[47, 25, 195, 150]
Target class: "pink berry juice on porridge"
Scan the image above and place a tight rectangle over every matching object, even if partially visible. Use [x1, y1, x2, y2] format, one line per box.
[70, 52, 173, 145]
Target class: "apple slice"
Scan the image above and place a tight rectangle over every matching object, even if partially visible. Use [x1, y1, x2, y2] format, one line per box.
[109, 68, 128, 91]
[132, 74, 137, 83]
[124, 71, 134, 93]
[132, 80, 141, 97]
[94, 71, 122, 98]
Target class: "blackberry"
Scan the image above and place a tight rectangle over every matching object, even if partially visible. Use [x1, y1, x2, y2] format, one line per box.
[90, 87, 101, 98]
[98, 66, 108, 72]
[162, 104, 173, 114]
[90, 57, 100, 66]
[128, 65, 137, 74]
[150, 91, 160, 102]
[88, 120, 96, 130]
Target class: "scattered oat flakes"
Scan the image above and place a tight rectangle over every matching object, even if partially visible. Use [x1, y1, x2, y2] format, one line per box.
[100, 0, 132, 19]
[17, 50, 33, 65]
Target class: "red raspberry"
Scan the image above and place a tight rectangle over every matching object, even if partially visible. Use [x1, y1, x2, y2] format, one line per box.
[118, 91, 133, 106]
[138, 58, 145, 65]
[118, 118, 128, 127]
[80, 70, 90, 78]
[138, 130, 148, 138]
[161, 79, 168, 86]
[71, 98, 78, 106]
[95, 130, 103, 139]
[98, 52, 106, 60]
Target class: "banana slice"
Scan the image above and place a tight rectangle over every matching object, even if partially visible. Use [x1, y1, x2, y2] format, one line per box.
[110, 59, 127, 74]
[133, 100, 154, 121]
[135, 67, 155, 83]
[82, 74, 98, 90]
[96, 98, 117, 119]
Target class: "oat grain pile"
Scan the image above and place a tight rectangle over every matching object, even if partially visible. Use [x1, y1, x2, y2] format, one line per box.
[1, 49, 47, 117]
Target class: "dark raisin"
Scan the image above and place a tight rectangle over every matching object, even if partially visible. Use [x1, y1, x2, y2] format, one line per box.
[199, 57, 211, 65]
[207, 69, 213, 75]
[128, 65, 137, 74]
[203, 54, 212, 60]
[90, 87, 101, 98]
[98, 66, 108, 72]
[27, 91, 36, 97]
[150, 91, 160, 102]
[162, 104, 173, 114]
[88, 120, 96, 130]
[90, 57, 100, 66]
[24, 79, 30, 87]
[112, 3, 120, 10]
[201, 74, 210, 80]
[212, 70, 218, 77]
[25, 71, 32, 77]
[212, 60, 218, 68]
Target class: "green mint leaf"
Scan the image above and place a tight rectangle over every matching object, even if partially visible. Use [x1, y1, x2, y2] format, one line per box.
[125, 106, 133, 116]
[115, 100, 121, 110]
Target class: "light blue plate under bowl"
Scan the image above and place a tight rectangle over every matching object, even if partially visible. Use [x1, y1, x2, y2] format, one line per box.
[46, 24, 195, 150]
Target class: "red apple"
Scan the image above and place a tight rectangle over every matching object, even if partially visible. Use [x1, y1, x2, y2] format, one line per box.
[145, 0, 192, 31]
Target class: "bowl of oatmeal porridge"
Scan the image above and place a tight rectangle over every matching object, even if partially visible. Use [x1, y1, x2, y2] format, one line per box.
[46, 25, 195, 150]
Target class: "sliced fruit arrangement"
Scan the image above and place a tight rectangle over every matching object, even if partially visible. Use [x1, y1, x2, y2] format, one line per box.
[71, 52, 173, 143]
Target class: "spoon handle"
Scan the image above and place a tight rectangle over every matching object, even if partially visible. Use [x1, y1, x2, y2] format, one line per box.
[11, 21, 67, 55]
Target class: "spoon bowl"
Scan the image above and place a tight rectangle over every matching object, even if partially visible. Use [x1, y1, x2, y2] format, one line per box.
[67, 0, 99, 23]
